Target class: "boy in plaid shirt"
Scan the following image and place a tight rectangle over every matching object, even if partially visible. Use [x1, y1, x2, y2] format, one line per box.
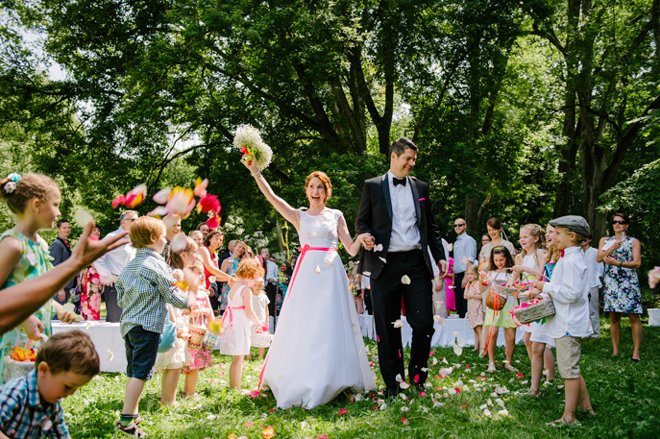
[0, 330, 100, 438]
[116, 216, 200, 437]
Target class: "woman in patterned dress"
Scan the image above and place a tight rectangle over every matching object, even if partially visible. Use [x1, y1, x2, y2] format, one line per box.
[597, 212, 643, 361]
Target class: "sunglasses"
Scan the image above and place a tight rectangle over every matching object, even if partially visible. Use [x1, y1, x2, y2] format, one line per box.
[453, 223, 466, 228]
[612, 220, 627, 225]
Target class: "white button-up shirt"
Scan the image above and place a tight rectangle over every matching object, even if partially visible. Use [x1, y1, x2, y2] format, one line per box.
[583, 246, 603, 288]
[387, 171, 421, 252]
[93, 228, 136, 284]
[453, 232, 477, 274]
[265, 260, 278, 283]
[543, 246, 592, 338]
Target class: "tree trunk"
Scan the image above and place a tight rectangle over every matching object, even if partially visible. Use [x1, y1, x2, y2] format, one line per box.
[553, 0, 581, 217]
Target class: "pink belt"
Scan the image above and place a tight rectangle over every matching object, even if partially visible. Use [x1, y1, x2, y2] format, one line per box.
[222, 305, 245, 327]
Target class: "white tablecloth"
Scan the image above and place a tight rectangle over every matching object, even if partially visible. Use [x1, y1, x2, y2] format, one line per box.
[52, 322, 127, 373]
[358, 314, 525, 347]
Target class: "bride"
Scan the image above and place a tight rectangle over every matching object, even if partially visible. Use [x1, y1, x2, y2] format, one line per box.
[243, 158, 375, 409]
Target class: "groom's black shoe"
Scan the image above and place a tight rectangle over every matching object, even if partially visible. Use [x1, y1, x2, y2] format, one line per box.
[385, 386, 401, 399]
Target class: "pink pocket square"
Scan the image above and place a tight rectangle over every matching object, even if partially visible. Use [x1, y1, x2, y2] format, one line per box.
[418, 197, 427, 202]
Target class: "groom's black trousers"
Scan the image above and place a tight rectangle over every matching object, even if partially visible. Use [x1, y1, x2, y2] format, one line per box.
[371, 249, 434, 390]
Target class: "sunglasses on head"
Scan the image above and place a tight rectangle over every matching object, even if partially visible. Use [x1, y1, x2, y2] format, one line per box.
[453, 223, 466, 228]
[612, 220, 627, 225]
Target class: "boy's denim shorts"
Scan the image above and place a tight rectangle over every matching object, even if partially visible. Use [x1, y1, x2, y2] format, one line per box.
[124, 326, 160, 380]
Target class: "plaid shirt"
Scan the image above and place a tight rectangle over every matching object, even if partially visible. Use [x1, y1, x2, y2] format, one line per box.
[117, 248, 189, 337]
[0, 370, 69, 438]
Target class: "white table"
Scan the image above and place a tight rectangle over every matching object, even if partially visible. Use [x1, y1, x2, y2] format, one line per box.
[358, 314, 525, 347]
[52, 322, 127, 373]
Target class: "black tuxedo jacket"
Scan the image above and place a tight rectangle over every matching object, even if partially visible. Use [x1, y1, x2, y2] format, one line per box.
[355, 174, 445, 280]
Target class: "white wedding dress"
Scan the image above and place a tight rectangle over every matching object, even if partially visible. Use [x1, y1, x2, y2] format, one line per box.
[259, 208, 375, 409]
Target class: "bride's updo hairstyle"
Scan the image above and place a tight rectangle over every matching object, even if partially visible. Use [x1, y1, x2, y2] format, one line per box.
[304, 171, 333, 203]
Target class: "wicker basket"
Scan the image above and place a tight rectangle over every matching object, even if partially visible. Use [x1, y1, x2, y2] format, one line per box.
[251, 331, 273, 349]
[513, 299, 556, 324]
[486, 284, 517, 310]
[3, 357, 35, 382]
[187, 312, 208, 351]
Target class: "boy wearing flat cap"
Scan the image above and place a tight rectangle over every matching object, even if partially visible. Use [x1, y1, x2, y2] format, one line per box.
[529, 215, 594, 425]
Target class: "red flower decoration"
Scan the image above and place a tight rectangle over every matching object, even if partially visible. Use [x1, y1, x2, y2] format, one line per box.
[338, 408, 348, 416]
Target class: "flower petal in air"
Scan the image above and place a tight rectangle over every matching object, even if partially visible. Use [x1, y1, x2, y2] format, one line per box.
[315, 265, 321, 274]
[391, 319, 403, 328]
[74, 208, 94, 228]
[401, 275, 411, 285]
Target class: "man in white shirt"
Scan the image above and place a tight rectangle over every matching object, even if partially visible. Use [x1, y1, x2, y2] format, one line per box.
[451, 218, 477, 318]
[356, 138, 447, 397]
[93, 210, 138, 322]
[582, 237, 603, 337]
[260, 248, 279, 320]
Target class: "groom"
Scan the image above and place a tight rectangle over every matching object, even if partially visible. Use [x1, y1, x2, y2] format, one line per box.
[355, 138, 446, 397]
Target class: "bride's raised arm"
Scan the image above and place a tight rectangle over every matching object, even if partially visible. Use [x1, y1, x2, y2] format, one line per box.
[337, 212, 365, 257]
[243, 159, 300, 229]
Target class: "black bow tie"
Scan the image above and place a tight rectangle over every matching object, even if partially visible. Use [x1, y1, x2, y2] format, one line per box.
[393, 177, 406, 187]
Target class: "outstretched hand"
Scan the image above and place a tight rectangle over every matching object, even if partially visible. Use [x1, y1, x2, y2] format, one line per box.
[71, 221, 129, 269]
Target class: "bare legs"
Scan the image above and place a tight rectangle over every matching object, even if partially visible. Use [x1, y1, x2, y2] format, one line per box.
[523, 332, 532, 361]
[183, 370, 199, 397]
[610, 312, 643, 360]
[609, 312, 621, 356]
[160, 368, 181, 405]
[630, 314, 643, 360]
[485, 327, 516, 371]
[560, 375, 592, 424]
[229, 356, 244, 388]
[122, 378, 145, 416]
[473, 326, 482, 352]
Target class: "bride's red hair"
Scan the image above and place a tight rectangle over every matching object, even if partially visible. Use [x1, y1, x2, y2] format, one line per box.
[305, 171, 333, 202]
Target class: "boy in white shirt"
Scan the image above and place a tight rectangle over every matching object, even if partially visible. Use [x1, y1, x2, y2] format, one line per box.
[531, 215, 594, 425]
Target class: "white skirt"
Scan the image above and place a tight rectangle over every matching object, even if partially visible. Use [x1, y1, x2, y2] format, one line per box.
[260, 249, 375, 409]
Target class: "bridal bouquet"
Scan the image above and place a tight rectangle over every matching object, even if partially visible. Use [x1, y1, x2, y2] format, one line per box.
[233, 124, 273, 171]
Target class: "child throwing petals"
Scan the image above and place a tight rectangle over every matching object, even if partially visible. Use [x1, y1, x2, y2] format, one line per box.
[481, 246, 517, 373]
[512, 224, 547, 360]
[0, 173, 76, 384]
[218, 258, 263, 388]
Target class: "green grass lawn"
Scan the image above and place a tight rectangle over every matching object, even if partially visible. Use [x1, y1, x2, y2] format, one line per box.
[62, 322, 659, 438]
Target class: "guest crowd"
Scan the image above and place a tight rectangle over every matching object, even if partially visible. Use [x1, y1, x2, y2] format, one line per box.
[0, 170, 651, 437]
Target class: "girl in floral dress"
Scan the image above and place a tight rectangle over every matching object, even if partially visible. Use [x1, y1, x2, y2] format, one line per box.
[0, 173, 73, 383]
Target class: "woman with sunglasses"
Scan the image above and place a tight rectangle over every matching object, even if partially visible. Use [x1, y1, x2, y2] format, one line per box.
[597, 212, 643, 361]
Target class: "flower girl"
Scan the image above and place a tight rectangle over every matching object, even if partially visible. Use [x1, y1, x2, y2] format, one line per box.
[218, 258, 263, 388]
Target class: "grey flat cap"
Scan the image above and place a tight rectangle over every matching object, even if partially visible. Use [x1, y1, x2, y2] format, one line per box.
[549, 215, 591, 237]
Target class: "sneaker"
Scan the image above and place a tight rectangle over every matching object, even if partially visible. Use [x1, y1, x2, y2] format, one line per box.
[117, 422, 145, 437]
[487, 363, 496, 373]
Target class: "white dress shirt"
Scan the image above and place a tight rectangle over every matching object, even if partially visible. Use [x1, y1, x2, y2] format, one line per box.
[583, 247, 603, 288]
[265, 260, 279, 283]
[453, 233, 477, 274]
[387, 171, 421, 252]
[93, 228, 136, 284]
[542, 246, 592, 338]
